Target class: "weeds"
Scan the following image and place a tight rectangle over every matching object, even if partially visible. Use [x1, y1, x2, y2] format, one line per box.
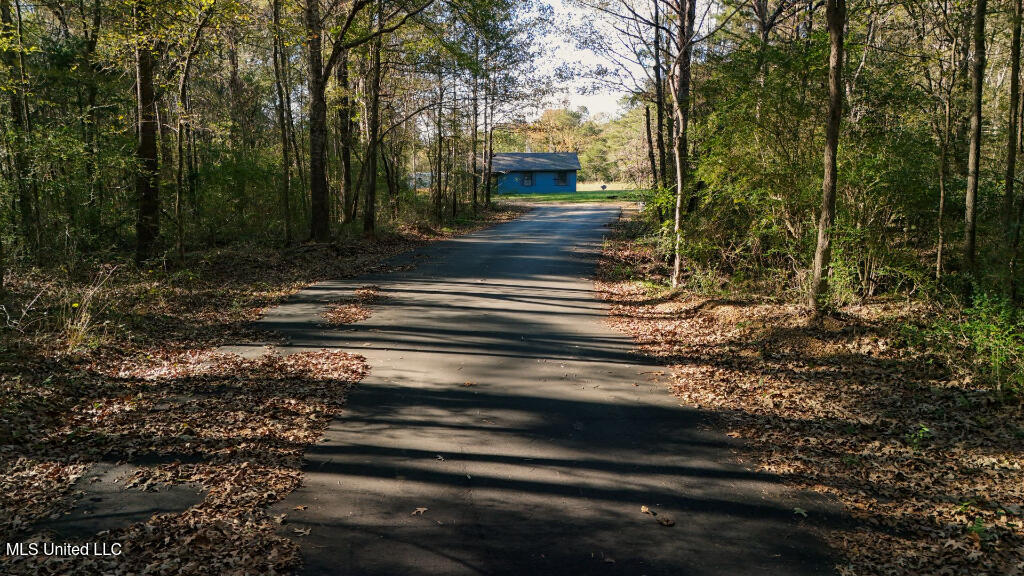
[61, 266, 117, 353]
[904, 424, 933, 450]
[910, 291, 1024, 396]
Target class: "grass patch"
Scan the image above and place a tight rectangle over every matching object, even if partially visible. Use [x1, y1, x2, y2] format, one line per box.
[577, 181, 635, 192]
[501, 189, 640, 203]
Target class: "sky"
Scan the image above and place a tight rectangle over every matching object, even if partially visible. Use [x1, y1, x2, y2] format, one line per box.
[537, 0, 722, 120]
[538, 0, 634, 120]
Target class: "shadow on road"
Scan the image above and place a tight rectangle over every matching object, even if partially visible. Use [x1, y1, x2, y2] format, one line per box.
[264, 205, 840, 575]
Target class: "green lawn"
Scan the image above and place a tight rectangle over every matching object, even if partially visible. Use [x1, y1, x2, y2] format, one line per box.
[501, 189, 641, 203]
[576, 181, 635, 192]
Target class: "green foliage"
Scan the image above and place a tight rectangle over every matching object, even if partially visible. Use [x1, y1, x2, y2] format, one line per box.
[684, 31, 825, 293]
[967, 516, 990, 542]
[904, 424, 934, 450]
[911, 292, 1024, 395]
[0, 0, 546, 269]
[637, 186, 675, 220]
[659, 7, 956, 306]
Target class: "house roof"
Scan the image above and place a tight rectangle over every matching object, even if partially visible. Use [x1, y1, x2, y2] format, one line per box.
[491, 152, 581, 173]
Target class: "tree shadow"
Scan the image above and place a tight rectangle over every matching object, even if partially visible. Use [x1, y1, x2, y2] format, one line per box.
[272, 380, 845, 576]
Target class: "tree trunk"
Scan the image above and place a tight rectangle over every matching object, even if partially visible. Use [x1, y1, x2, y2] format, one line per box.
[450, 87, 458, 220]
[176, 84, 188, 263]
[83, 0, 102, 235]
[645, 104, 658, 191]
[227, 29, 243, 150]
[670, 0, 695, 288]
[281, 42, 305, 195]
[484, 70, 493, 206]
[1006, 0, 1022, 288]
[434, 67, 444, 220]
[937, 117, 948, 279]
[471, 36, 480, 212]
[134, 0, 160, 262]
[652, 0, 667, 190]
[964, 0, 986, 273]
[380, 141, 399, 218]
[225, 27, 247, 227]
[173, 14, 208, 263]
[1011, 194, 1024, 301]
[808, 0, 846, 314]
[338, 50, 356, 225]
[306, 0, 330, 241]
[363, 4, 383, 236]
[273, 0, 292, 244]
[85, 79, 101, 233]
[188, 107, 199, 211]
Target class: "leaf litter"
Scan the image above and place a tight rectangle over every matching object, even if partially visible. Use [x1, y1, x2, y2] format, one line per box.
[318, 286, 385, 327]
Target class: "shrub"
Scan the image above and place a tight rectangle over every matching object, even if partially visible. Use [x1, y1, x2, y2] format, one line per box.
[919, 291, 1024, 396]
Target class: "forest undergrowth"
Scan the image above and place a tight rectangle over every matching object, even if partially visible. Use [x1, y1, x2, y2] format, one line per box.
[597, 212, 1024, 576]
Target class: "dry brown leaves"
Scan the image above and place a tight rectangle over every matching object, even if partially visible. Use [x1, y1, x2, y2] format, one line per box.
[320, 304, 372, 326]
[596, 216, 1024, 576]
[2, 349, 365, 575]
[319, 286, 384, 327]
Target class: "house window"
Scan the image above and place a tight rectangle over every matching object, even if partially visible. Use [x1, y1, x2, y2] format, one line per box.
[555, 171, 568, 186]
[522, 173, 533, 186]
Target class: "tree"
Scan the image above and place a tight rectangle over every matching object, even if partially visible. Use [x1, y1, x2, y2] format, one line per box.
[808, 0, 845, 313]
[669, 0, 696, 288]
[134, 0, 160, 262]
[964, 0, 986, 273]
[174, 5, 213, 262]
[272, 0, 293, 244]
[571, 0, 674, 192]
[2, 0, 35, 250]
[362, 0, 384, 235]
[303, 0, 329, 241]
[1006, 0, 1021, 294]
[304, 0, 433, 242]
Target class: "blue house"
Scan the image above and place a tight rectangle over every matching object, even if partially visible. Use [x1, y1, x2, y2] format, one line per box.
[492, 153, 580, 194]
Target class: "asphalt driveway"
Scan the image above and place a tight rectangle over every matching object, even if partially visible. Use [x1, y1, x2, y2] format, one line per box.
[259, 204, 838, 575]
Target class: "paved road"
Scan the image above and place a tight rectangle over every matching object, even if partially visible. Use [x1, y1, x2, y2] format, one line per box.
[260, 204, 837, 575]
